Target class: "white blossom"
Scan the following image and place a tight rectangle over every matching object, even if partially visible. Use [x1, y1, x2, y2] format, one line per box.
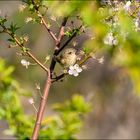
[25, 17, 33, 23]
[98, 57, 104, 64]
[35, 83, 41, 90]
[50, 15, 57, 21]
[23, 35, 29, 42]
[124, 1, 131, 12]
[73, 41, 78, 47]
[92, 55, 96, 59]
[47, 23, 51, 28]
[46, 55, 50, 61]
[82, 65, 87, 70]
[28, 98, 34, 104]
[19, 4, 26, 12]
[103, 32, 118, 46]
[21, 59, 30, 69]
[135, 18, 140, 31]
[68, 64, 82, 77]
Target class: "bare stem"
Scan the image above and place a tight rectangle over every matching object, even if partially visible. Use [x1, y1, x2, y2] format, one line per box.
[40, 17, 58, 42]
[31, 0, 58, 42]
[27, 52, 49, 73]
[31, 71, 52, 139]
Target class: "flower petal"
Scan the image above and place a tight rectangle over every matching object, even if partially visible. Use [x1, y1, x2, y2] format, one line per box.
[73, 72, 79, 77]
[69, 65, 74, 70]
[68, 69, 73, 75]
[73, 70, 79, 77]
[74, 64, 79, 69]
[77, 67, 82, 73]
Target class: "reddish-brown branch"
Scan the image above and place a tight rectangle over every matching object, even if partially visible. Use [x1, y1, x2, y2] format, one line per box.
[56, 17, 68, 46]
[50, 17, 68, 78]
[57, 25, 82, 55]
[27, 52, 49, 73]
[28, 4, 68, 138]
[40, 17, 58, 42]
[52, 73, 66, 83]
[31, 71, 52, 139]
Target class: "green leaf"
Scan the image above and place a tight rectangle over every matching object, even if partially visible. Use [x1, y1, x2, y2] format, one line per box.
[8, 23, 20, 35]
[22, 47, 30, 53]
[7, 38, 15, 43]
[65, 31, 73, 37]
[0, 18, 7, 26]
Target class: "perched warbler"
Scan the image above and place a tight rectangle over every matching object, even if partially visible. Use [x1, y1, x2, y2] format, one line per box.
[56, 48, 77, 67]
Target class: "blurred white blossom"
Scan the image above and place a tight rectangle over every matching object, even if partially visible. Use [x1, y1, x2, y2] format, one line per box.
[82, 65, 87, 70]
[124, 1, 131, 12]
[28, 98, 37, 112]
[28, 98, 34, 105]
[23, 35, 29, 42]
[35, 83, 41, 90]
[103, 32, 118, 46]
[19, 4, 26, 12]
[50, 15, 57, 21]
[47, 22, 51, 28]
[25, 17, 33, 23]
[21, 59, 30, 69]
[68, 64, 82, 77]
[45, 55, 50, 61]
[98, 57, 104, 64]
[73, 41, 78, 47]
[135, 18, 140, 31]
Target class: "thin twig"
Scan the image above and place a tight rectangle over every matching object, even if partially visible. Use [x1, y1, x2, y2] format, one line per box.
[13, 36, 49, 73]
[4, 29, 50, 73]
[52, 73, 66, 83]
[57, 25, 82, 55]
[27, 51, 49, 73]
[40, 17, 58, 42]
[31, 0, 58, 42]
[49, 17, 68, 78]
[56, 17, 68, 46]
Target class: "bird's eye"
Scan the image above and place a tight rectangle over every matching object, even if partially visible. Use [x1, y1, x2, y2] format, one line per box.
[68, 52, 72, 54]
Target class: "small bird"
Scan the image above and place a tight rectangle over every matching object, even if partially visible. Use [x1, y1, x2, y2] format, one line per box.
[56, 48, 77, 67]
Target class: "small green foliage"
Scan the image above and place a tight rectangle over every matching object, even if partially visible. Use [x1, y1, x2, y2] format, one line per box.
[0, 18, 7, 26]
[7, 38, 15, 43]
[83, 46, 93, 54]
[65, 30, 73, 38]
[29, 4, 34, 11]
[65, 28, 80, 38]
[39, 94, 91, 139]
[8, 23, 20, 35]
[53, 94, 91, 113]
[0, 58, 33, 139]
[20, 37, 25, 45]
[22, 47, 30, 53]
